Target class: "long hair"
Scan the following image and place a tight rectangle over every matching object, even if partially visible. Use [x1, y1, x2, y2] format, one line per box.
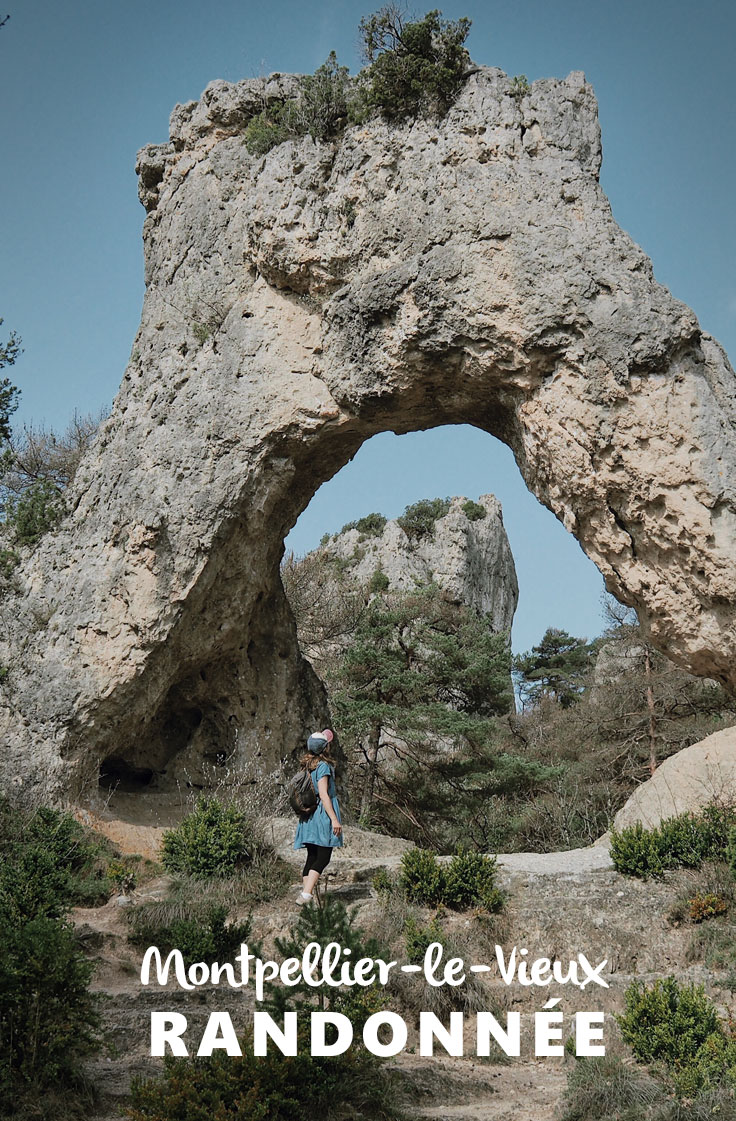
[300, 749, 336, 771]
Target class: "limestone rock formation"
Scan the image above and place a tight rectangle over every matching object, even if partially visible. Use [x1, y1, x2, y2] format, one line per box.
[2, 66, 736, 801]
[319, 494, 518, 631]
[608, 725, 736, 832]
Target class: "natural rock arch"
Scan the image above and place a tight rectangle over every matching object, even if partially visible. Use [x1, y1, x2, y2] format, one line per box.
[2, 67, 736, 802]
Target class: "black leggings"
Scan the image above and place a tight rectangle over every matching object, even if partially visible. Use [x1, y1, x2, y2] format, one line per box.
[302, 843, 333, 876]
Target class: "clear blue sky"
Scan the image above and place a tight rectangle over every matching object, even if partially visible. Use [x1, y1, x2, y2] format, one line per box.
[2, 0, 734, 652]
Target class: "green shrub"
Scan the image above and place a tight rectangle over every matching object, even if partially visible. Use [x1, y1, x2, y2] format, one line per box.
[461, 499, 486, 521]
[297, 51, 352, 140]
[0, 803, 117, 911]
[0, 912, 102, 1097]
[6, 479, 64, 546]
[611, 805, 736, 879]
[243, 100, 299, 156]
[509, 75, 530, 100]
[372, 867, 396, 896]
[369, 568, 390, 593]
[727, 825, 736, 877]
[617, 976, 736, 1096]
[399, 846, 446, 905]
[397, 496, 451, 539]
[399, 847, 504, 911]
[161, 797, 254, 878]
[0, 802, 104, 1100]
[0, 546, 18, 580]
[358, 7, 472, 120]
[127, 902, 253, 967]
[443, 849, 504, 912]
[404, 914, 445, 963]
[341, 512, 387, 537]
[128, 1043, 401, 1121]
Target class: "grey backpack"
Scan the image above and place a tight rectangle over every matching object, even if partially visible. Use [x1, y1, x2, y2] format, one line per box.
[287, 768, 318, 817]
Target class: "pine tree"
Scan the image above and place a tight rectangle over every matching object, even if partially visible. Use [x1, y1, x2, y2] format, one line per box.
[513, 627, 594, 709]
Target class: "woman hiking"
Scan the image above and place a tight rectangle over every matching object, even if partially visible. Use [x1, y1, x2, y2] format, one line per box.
[293, 729, 343, 905]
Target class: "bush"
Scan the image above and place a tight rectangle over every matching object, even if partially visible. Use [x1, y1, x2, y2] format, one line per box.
[128, 1044, 401, 1121]
[461, 499, 486, 521]
[617, 977, 736, 1097]
[399, 846, 446, 905]
[341, 512, 387, 537]
[127, 902, 253, 967]
[5, 479, 64, 546]
[243, 100, 299, 156]
[398, 847, 504, 911]
[610, 805, 736, 879]
[404, 914, 444, 963]
[161, 797, 254, 878]
[0, 913, 102, 1096]
[688, 892, 728, 922]
[0, 801, 104, 1100]
[397, 496, 451, 539]
[443, 848, 504, 912]
[369, 568, 390, 593]
[0, 802, 118, 910]
[358, 7, 472, 120]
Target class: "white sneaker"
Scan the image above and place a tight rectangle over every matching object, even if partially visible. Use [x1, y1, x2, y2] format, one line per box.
[296, 891, 313, 906]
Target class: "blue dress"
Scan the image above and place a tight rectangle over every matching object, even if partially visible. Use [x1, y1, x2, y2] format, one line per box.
[293, 761, 343, 850]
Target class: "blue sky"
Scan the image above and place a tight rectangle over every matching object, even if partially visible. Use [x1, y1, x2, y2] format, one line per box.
[2, 0, 734, 652]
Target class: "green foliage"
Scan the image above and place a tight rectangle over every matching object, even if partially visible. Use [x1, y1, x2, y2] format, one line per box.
[399, 846, 446, 905]
[372, 867, 397, 896]
[161, 797, 254, 878]
[727, 825, 736, 878]
[369, 567, 390, 593]
[509, 75, 530, 100]
[267, 895, 385, 1018]
[298, 51, 352, 139]
[0, 914, 102, 1096]
[0, 545, 18, 579]
[404, 914, 445, 962]
[617, 976, 736, 1097]
[513, 627, 595, 708]
[358, 7, 472, 119]
[108, 859, 138, 894]
[243, 100, 299, 156]
[4, 478, 64, 546]
[128, 1044, 401, 1121]
[0, 317, 21, 443]
[443, 848, 504, 911]
[191, 321, 211, 346]
[397, 496, 451, 538]
[0, 802, 119, 910]
[610, 805, 736, 879]
[0, 800, 104, 1099]
[341, 512, 387, 537]
[244, 52, 352, 156]
[127, 902, 253, 968]
[461, 498, 486, 521]
[398, 847, 504, 911]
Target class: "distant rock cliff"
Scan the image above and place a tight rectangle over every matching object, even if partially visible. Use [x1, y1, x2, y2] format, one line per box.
[318, 495, 517, 634]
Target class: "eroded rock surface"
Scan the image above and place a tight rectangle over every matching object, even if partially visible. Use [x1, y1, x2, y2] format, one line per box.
[315, 494, 518, 630]
[1, 66, 736, 800]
